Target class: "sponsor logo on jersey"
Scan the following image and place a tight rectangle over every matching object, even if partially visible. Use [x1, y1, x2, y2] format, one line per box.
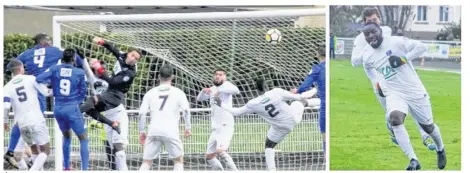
[13, 78, 23, 84]
[260, 97, 270, 104]
[158, 87, 170, 91]
[123, 76, 130, 82]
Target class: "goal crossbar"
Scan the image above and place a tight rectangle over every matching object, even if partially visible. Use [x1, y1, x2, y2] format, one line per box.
[53, 9, 325, 23]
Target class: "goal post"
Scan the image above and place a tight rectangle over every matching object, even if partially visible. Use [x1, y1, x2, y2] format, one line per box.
[47, 8, 326, 171]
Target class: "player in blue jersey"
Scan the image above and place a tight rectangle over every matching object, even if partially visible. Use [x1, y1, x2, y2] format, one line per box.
[291, 46, 326, 154]
[36, 48, 89, 170]
[4, 33, 84, 167]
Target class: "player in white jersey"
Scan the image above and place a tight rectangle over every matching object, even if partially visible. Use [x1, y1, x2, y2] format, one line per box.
[213, 78, 319, 171]
[138, 65, 191, 171]
[351, 7, 435, 150]
[3, 59, 52, 171]
[196, 68, 240, 171]
[362, 22, 446, 170]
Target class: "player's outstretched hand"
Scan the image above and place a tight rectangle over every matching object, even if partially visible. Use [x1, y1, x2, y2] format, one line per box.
[290, 88, 298, 94]
[112, 121, 121, 134]
[388, 55, 407, 68]
[93, 37, 105, 45]
[139, 132, 147, 145]
[203, 88, 211, 94]
[74, 48, 86, 59]
[184, 129, 192, 137]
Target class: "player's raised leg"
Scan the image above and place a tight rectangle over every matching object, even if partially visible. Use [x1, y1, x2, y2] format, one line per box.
[409, 97, 446, 169]
[206, 133, 225, 171]
[105, 109, 129, 171]
[386, 96, 420, 170]
[23, 122, 51, 171]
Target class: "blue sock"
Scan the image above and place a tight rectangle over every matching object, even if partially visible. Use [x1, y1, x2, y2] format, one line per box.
[63, 137, 72, 169]
[80, 139, 90, 170]
[8, 123, 21, 153]
[323, 141, 326, 155]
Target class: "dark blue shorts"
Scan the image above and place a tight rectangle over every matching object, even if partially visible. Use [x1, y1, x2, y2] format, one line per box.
[54, 104, 86, 135]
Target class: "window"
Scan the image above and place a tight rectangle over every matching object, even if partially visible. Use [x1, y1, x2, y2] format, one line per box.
[439, 6, 449, 22]
[417, 6, 427, 21]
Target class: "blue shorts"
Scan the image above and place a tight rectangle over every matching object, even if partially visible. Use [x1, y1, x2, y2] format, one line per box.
[54, 104, 86, 136]
[319, 101, 326, 133]
[38, 94, 46, 113]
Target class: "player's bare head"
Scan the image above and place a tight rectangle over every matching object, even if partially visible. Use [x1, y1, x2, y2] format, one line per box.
[213, 68, 226, 86]
[125, 48, 142, 66]
[62, 48, 75, 64]
[34, 33, 52, 46]
[363, 22, 384, 49]
[362, 7, 381, 25]
[159, 64, 174, 82]
[255, 78, 267, 92]
[7, 59, 24, 75]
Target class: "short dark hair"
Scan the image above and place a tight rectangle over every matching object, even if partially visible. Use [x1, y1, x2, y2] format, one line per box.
[128, 48, 142, 56]
[362, 7, 381, 22]
[7, 59, 23, 73]
[34, 33, 51, 45]
[214, 68, 226, 74]
[255, 78, 266, 92]
[62, 48, 76, 63]
[364, 22, 382, 30]
[159, 64, 173, 80]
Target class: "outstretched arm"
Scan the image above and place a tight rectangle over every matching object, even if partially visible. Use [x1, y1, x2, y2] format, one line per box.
[221, 105, 252, 116]
[197, 89, 210, 101]
[94, 37, 123, 59]
[180, 92, 191, 131]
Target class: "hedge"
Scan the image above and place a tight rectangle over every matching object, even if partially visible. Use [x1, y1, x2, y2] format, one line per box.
[4, 27, 325, 108]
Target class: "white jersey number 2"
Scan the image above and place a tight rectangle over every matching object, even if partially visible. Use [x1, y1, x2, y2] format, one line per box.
[265, 104, 279, 117]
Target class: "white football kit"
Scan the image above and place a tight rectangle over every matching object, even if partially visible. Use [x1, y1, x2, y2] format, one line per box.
[351, 26, 392, 109]
[197, 81, 240, 153]
[3, 75, 50, 148]
[362, 36, 432, 125]
[139, 84, 191, 159]
[221, 88, 305, 143]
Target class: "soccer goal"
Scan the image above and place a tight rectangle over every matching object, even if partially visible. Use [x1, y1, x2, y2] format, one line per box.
[28, 8, 326, 171]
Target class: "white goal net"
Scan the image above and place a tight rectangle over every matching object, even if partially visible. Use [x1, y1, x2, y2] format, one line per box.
[5, 9, 326, 171]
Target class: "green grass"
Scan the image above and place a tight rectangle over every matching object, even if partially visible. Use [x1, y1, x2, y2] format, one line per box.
[330, 60, 461, 170]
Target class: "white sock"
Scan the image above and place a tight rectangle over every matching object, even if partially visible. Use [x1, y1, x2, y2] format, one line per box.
[139, 162, 151, 171]
[220, 152, 238, 171]
[429, 124, 445, 151]
[265, 148, 276, 171]
[174, 163, 184, 171]
[207, 158, 224, 170]
[29, 153, 47, 171]
[414, 120, 428, 139]
[18, 158, 27, 170]
[392, 124, 418, 160]
[306, 98, 321, 107]
[116, 151, 128, 171]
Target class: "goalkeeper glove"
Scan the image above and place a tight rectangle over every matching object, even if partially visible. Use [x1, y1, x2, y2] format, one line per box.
[388, 55, 407, 68]
[75, 48, 85, 59]
[90, 59, 106, 77]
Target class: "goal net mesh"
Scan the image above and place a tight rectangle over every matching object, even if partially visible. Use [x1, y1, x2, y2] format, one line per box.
[5, 10, 325, 171]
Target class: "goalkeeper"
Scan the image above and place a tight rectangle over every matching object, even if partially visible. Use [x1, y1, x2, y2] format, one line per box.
[79, 36, 142, 171]
[291, 46, 326, 153]
[88, 120, 117, 170]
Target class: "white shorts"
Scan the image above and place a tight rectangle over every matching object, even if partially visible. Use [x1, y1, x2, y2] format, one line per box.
[386, 95, 433, 125]
[375, 92, 387, 111]
[142, 136, 183, 160]
[206, 125, 234, 154]
[19, 121, 50, 146]
[103, 105, 129, 145]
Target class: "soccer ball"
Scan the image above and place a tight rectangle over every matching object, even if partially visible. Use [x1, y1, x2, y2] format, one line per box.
[265, 29, 282, 44]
